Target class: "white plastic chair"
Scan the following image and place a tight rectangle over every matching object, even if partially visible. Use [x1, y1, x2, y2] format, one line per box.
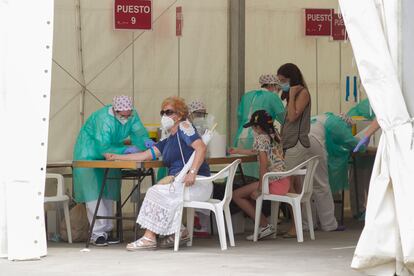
[253, 156, 319, 243]
[174, 159, 241, 251]
[45, 173, 72, 243]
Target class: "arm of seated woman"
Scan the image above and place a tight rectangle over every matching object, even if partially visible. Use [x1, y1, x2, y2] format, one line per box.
[104, 146, 160, 161]
[183, 139, 207, 186]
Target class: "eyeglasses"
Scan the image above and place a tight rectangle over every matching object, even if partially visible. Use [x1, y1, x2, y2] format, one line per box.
[192, 111, 208, 118]
[160, 109, 175, 116]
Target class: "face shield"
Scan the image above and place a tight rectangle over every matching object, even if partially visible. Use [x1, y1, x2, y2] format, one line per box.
[192, 113, 215, 135]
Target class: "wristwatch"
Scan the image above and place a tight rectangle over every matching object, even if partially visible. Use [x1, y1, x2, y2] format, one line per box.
[189, 168, 197, 175]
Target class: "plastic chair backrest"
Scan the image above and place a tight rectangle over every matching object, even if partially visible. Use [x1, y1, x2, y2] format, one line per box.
[221, 159, 241, 205]
[298, 156, 320, 201]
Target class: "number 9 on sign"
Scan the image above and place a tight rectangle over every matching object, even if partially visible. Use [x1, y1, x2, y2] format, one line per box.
[131, 17, 136, 24]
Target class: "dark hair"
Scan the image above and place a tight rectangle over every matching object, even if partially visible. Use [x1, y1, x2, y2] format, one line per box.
[277, 63, 308, 102]
[277, 63, 307, 87]
[257, 123, 280, 144]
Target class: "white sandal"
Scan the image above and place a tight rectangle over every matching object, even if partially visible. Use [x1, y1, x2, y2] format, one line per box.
[126, 236, 157, 251]
[159, 229, 190, 248]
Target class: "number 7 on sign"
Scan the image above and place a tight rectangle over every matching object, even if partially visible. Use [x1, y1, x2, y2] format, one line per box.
[318, 24, 322, 31]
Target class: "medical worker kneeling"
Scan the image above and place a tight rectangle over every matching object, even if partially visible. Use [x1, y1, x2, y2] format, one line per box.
[73, 95, 151, 246]
[305, 113, 365, 231]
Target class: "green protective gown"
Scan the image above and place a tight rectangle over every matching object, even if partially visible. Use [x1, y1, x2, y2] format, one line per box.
[233, 89, 285, 179]
[73, 105, 149, 203]
[323, 112, 362, 193]
[346, 98, 376, 120]
[347, 99, 375, 172]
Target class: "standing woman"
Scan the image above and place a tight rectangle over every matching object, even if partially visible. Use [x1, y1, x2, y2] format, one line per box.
[277, 63, 311, 171]
[277, 63, 311, 237]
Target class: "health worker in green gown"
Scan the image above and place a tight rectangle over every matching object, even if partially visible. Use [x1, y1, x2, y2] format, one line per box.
[305, 113, 364, 232]
[347, 98, 377, 219]
[346, 98, 375, 120]
[73, 95, 152, 246]
[233, 74, 285, 179]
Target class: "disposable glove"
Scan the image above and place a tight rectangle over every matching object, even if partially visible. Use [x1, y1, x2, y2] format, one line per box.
[353, 136, 370, 153]
[144, 139, 156, 149]
[124, 145, 139, 154]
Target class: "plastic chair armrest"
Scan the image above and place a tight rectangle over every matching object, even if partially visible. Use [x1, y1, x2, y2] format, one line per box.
[46, 173, 66, 196]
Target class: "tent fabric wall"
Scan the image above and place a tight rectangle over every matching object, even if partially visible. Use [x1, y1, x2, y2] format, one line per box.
[49, 0, 228, 162]
[245, 0, 363, 116]
[50, 0, 363, 164]
[0, 0, 54, 260]
[339, 0, 414, 275]
[48, 0, 364, 219]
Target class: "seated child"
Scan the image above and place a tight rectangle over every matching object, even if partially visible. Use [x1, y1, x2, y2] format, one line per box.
[229, 110, 290, 240]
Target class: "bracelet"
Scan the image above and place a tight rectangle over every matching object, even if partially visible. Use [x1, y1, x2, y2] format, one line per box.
[149, 147, 156, 160]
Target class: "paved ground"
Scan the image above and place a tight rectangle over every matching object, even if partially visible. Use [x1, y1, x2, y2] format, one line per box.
[0, 219, 365, 276]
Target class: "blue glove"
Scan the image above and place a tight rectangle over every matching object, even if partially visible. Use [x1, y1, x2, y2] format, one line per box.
[144, 139, 156, 149]
[124, 145, 139, 154]
[353, 136, 370, 153]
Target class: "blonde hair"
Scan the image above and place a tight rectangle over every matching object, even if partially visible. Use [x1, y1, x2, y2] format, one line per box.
[161, 96, 189, 120]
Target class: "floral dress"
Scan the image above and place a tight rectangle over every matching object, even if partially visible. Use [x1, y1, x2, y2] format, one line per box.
[253, 133, 290, 195]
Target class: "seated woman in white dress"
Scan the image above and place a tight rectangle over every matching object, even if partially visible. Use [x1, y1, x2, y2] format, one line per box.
[104, 96, 211, 250]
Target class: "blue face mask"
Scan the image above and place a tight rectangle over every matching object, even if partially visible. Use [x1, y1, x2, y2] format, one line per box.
[280, 83, 290, 92]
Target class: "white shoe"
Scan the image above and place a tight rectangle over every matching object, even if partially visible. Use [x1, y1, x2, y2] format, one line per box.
[246, 224, 275, 241]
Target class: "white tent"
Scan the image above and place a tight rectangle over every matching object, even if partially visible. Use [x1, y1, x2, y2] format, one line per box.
[1, 0, 372, 261]
[0, 0, 54, 260]
[339, 0, 414, 275]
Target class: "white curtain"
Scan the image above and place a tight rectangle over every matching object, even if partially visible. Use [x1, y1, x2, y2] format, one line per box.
[0, 0, 54, 260]
[339, 0, 414, 275]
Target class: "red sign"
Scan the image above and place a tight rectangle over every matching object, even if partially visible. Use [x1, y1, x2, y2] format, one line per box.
[176, 6, 183, 36]
[114, 0, 152, 30]
[331, 12, 346, 40]
[305, 9, 332, 36]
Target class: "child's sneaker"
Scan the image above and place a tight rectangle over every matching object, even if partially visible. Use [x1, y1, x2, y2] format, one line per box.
[246, 224, 275, 241]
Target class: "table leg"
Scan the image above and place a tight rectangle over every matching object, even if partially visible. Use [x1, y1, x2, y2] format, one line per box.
[85, 168, 109, 248]
[116, 200, 123, 242]
[134, 174, 142, 240]
[238, 164, 247, 185]
[340, 189, 344, 226]
[150, 168, 155, 185]
[352, 156, 360, 217]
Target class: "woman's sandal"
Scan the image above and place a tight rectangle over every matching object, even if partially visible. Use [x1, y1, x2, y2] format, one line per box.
[159, 230, 191, 248]
[126, 236, 157, 251]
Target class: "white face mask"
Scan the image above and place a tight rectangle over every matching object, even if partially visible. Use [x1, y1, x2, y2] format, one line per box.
[161, 115, 175, 130]
[116, 114, 129, 125]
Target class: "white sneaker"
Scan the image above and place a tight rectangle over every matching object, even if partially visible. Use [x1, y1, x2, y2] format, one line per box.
[246, 224, 275, 241]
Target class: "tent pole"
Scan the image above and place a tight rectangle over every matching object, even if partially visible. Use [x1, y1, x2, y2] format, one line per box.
[132, 32, 135, 103]
[339, 42, 342, 114]
[228, 0, 245, 144]
[178, 37, 181, 97]
[75, 0, 86, 125]
[315, 38, 319, 114]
